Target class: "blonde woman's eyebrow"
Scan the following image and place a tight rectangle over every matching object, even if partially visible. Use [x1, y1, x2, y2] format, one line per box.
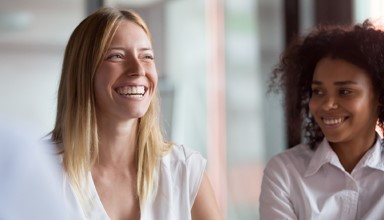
[138, 47, 153, 52]
[107, 46, 153, 51]
[107, 46, 125, 51]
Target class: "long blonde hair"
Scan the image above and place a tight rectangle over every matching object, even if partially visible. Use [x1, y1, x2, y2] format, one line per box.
[51, 7, 172, 209]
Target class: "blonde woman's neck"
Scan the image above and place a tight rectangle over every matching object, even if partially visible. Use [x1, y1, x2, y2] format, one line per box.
[96, 117, 138, 168]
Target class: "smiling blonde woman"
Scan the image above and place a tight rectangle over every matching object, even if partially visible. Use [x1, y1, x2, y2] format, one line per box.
[50, 7, 221, 220]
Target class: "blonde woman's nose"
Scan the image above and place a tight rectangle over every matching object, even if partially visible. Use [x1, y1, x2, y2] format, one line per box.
[125, 55, 145, 76]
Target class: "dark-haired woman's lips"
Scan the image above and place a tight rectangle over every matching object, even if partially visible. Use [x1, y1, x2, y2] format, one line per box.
[321, 116, 348, 126]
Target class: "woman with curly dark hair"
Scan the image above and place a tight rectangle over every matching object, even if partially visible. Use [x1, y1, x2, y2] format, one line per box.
[259, 20, 384, 219]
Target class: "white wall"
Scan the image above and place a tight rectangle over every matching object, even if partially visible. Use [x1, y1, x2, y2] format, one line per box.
[0, 0, 84, 137]
[0, 50, 62, 137]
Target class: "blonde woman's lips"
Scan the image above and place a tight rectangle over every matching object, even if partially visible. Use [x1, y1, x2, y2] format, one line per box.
[115, 85, 147, 97]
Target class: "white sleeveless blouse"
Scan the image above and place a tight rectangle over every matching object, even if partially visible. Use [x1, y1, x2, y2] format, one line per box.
[61, 145, 207, 220]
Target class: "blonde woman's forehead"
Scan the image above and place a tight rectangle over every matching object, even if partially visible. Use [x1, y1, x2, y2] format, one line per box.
[109, 20, 152, 48]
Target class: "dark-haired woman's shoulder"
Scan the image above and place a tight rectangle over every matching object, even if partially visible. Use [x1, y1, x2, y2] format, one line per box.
[265, 143, 314, 175]
[259, 143, 314, 219]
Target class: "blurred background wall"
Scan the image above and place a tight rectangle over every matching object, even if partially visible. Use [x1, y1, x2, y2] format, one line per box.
[0, 0, 383, 219]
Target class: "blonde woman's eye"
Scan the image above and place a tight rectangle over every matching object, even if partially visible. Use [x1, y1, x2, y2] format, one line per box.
[143, 54, 154, 60]
[107, 54, 123, 60]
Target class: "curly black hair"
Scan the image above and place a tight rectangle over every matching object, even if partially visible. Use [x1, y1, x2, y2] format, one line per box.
[270, 20, 384, 149]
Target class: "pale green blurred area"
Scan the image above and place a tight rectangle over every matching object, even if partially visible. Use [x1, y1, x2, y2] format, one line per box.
[0, 0, 382, 219]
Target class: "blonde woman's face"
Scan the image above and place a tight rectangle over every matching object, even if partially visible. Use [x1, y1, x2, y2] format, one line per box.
[94, 20, 158, 122]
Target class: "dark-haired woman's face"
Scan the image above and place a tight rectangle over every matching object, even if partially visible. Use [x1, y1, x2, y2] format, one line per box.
[309, 57, 379, 147]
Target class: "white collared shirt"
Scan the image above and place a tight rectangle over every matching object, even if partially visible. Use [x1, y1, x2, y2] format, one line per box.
[259, 137, 384, 220]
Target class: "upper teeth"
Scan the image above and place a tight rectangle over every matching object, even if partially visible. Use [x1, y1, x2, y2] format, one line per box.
[116, 86, 145, 96]
[323, 118, 343, 125]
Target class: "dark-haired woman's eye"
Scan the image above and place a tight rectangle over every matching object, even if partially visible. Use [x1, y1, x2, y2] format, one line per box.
[339, 89, 351, 95]
[311, 88, 323, 96]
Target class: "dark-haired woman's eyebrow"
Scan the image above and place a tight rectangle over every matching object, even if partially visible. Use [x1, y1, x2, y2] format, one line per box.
[334, 80, 357, 86]
[311, 80, 322, 85]
[311, 80, 358, 85]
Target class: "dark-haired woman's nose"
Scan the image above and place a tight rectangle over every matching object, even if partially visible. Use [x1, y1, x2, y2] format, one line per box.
[321, 95, 338, 111]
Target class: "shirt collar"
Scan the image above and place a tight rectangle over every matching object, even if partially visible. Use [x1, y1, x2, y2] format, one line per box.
[304, 138, 339, 177]
[360, 137, 384, 171]
[305, 136, 384, 177]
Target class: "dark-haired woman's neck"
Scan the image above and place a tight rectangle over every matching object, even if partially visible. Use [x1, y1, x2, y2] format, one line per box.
[330, 132, 377, 173]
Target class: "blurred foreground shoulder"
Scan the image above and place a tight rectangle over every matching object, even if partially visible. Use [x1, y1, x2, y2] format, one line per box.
[0, 118, 71, 220]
